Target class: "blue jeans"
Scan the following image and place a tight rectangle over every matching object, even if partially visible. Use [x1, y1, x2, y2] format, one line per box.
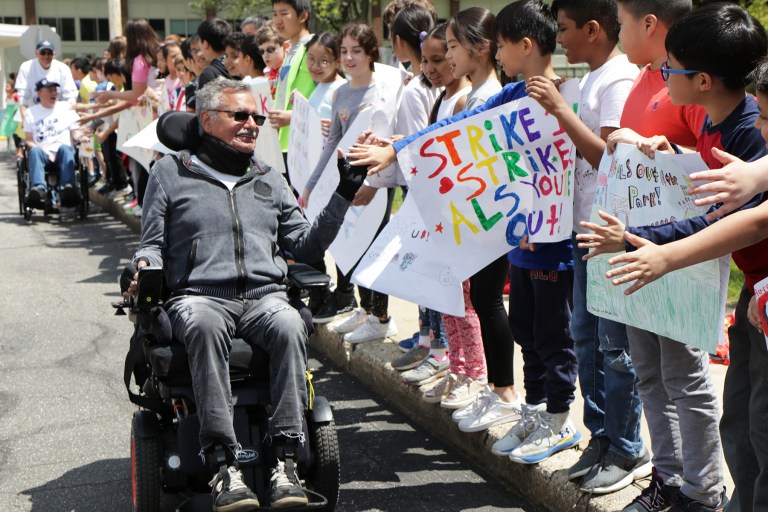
[419, 306, 447, 349]
[571, 236, 643, 459]
[28, 145, 76, 190]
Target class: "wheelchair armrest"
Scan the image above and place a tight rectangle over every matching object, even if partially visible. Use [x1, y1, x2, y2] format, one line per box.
[135, 266, 165, 311]
[287, 263, 331, 289]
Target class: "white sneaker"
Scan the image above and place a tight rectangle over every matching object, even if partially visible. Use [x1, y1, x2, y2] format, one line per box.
[452, 386, 491, 423]
[441, 377, 486, 410]
[491, 403, 546, 456]
[332, 308, 367, 334]
[107, 185, 132, 200]
[509, 410, 582, 464]
[344, 316, 398, 344]
[132, 205, 142, 217]
[421, 373, 461, 403]
[458, 391, 523, 433]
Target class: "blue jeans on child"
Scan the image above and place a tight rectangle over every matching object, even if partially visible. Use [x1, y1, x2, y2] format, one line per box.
[571, 238, 643, 459]
[28, 145, 76, 190]
[419, 306, 447, 350]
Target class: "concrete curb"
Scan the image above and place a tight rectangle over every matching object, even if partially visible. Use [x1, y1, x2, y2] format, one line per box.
[90, 190, 141, 233]
[309, 324, 640, 512]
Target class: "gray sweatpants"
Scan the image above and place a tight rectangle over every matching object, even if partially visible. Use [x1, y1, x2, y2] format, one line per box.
[166, 292, 308, 452]
[627, 326, 723, 506]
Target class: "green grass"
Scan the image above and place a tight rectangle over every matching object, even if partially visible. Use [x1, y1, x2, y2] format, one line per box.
[728, 259, 745, 309]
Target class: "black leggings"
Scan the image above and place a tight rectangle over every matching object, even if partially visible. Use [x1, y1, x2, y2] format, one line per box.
[336, 187, 396, 318]
[469, 256, 514, 387]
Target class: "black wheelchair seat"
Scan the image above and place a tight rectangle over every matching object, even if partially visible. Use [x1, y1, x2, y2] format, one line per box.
[147, 338, 270, 384]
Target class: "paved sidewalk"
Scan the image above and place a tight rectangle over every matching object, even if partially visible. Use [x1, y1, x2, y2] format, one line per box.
[92, 189, 732, 512]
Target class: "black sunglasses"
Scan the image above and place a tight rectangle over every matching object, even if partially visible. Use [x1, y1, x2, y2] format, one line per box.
[258, 46, 278, 55]
[39, 50, 53, 56]
[209, 109, 266, 125]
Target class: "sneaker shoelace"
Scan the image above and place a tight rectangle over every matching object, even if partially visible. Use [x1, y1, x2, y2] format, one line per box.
[271, 460, 295, 489]
[226, 467, 250, 493]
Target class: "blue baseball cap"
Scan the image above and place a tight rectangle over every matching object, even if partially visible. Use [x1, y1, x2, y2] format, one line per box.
[36, 40, 55, 52]
[35, 78, 59, 90]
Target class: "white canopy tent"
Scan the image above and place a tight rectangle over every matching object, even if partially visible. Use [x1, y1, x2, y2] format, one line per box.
[0, 23, 29, 109]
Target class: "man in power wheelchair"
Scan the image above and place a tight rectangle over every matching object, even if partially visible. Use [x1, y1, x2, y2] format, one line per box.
[121, 77, 365, 511]
[18, 78, 88, 220]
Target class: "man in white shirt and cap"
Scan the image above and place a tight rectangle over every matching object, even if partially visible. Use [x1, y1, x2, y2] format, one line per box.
[15, 40, 78, 117]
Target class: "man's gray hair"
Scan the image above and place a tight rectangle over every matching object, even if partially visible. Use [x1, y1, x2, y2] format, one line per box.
[240, 15, 268, 32]
[196, 77, 251, 118]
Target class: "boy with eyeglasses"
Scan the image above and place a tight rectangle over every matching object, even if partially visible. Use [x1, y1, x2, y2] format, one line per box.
[579, 4, 768, 511]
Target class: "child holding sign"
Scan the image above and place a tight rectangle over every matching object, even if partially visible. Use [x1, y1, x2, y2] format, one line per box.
[582, 10, 768, 508]
[524, 0, 649, 493]
[483, 0, 581, 466]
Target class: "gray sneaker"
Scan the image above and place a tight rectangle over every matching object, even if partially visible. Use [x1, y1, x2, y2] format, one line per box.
[392, 345, 429, 371]
[401, 356, 449, 385]
[580, 446, 653, 494]
[568, 436, 609, 480]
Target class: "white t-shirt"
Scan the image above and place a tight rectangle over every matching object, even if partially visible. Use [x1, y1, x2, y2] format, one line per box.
[395, 75, 442, 137]
[573, 54, 639, 233]
[437, 85, 472, 121]
[23, 101, 80, 155]
[15, 58, 78, 107]
[465, 78, 502, 111]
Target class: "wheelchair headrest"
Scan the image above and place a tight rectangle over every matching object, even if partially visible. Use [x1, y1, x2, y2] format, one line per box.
[156, 111, 202, 152]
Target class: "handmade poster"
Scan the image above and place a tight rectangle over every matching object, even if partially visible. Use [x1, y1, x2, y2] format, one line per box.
[286, 92, 322, 193]
[586, 143, 729, 353]
[352, 194, 465, 316]
[117, 105, 154, 171]
[753, 276, 768, 351]
[397, 80, 579, 281]
[365, 62, 407, 189]
[247, 78, 286, 174]
[303, 108, 387, 275]
[122, 118, 172, 155]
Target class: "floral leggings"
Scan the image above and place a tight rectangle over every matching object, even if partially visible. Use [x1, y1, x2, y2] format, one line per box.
[441, 280, 487, 382]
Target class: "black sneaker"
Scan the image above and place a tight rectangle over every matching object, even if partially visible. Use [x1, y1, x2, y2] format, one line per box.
[270, 459, 308, 508]
[313, 291, 358, 324]
[669, 489, 729, 512]
[568, 435, 609, 480]
[209, 465, 260, 511]
[27, 186, 46, 206]
[60, 184, 79, 207]
[580, 446, 652, 494]
[622, 468, 678, 511]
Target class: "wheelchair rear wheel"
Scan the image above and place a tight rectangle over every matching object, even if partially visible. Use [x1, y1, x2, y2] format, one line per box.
[306, 421, 340, 511]
[131, 414, 163, 512]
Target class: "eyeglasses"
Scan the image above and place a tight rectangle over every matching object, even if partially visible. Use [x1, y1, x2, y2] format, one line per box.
[660, 60, 724, 82]
[307, 57, 333, 68]
[39, 50, 53, 56]
[258, 46, 278, 55]
[209, 109, 266, 125]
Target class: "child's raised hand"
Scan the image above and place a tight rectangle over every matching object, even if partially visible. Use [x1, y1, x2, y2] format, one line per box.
[606, 128, 642, 155]
[575, 210, 627, 259]
[687, 148, 764, 221]
[526, 76, 567, 117]
[604, 232, 668, 295]
[347, 143, 397, 175]
[636, 135, 673, 159]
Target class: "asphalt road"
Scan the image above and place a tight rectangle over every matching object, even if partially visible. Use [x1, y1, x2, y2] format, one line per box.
[0, 154, 538, 512]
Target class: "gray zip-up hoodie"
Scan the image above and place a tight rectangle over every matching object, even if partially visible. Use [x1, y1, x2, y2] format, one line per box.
[133, 150, 349, 299]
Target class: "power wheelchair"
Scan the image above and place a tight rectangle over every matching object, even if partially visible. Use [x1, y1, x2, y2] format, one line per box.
[116, 111, 340, 512]
[16, 135, 90, 221]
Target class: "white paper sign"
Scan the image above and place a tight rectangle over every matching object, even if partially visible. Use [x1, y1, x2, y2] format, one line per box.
[364, 62, 407, 188]
[122, 118, 172, 154]
[247, 78, 286, 175]
[117, 105, 155, 171]
[330, 189, 387, 275]
[587, 144, 729, 353]
[352, 194, 465, 315]
[396, 81, 579, 281]
[286, 92, 323, 193]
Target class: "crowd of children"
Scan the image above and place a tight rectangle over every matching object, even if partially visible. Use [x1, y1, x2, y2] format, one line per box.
[21, 0, 768, 511]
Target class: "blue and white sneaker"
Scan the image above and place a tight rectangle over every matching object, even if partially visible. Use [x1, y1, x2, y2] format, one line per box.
[509, 410, 581, 464]
[397, 332, 419, 353]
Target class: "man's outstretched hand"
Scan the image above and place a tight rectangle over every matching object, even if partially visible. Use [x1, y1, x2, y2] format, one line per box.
[335, 149, 367, 201]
